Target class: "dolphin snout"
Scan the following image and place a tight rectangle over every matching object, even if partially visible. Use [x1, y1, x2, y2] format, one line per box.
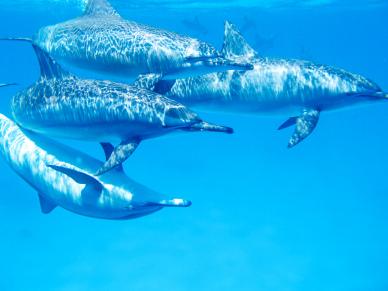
[224, 59, 254, 71]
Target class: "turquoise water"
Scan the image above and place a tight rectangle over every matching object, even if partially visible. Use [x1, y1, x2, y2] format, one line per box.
[0, 1, 388, 290]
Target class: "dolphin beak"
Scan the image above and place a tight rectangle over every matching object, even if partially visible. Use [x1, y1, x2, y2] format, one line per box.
[159, 198, 192, 207]
[225, 60, 254, 71]
[144, 198, 192, 208]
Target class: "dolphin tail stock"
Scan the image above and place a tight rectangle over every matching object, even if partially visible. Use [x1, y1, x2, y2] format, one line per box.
[278, 108, 320, 148]
[185, 121, 234, 134]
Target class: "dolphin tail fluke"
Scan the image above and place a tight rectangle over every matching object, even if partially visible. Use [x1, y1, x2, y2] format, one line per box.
[187, 121, 234, 134]
[278, 108, 320, 148]
[0, 37, 32, 43]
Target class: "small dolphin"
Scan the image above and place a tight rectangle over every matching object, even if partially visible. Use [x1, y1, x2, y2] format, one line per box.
[0, 113, 191, 220]
[181, 16, 209, 36]
[140, 21, 388, 147]
[10, 45, 233, 175]
[240, 16, 275, 52]
[2, 0, 252, 81]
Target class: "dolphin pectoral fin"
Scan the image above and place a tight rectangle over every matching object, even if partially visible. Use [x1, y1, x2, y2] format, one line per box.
[285, 109, 320, 148]
[100, 142, 124, 173]
[96, 140, 140, 176]
[47, 164, 103, 192]
[134, 74, 163, 91]
[278, 117, 298, 130]
[100, 142, 114, 160]
[37, 193, 57, 214]
[84, 0, 120, 17]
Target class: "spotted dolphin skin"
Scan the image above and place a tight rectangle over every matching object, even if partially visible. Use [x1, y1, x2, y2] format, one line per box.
[5, 0, 252, 81]
[0, 113, 191, 220]
[10, 45, 233, 175]
[143, 22, 388, 147]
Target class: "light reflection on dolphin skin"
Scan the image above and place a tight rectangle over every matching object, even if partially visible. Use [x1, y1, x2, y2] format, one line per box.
[29, 0, 252, 81]
[11, 45, 233, 175]
[146, 21, 388, 148]
[0, 113, 191, 220]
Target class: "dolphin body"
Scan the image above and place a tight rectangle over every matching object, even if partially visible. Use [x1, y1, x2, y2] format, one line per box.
[141, 22, 388, 147]
[8, 0, 252, 82]
[10, 45, 233, 175]
[0, 113, 191, 220]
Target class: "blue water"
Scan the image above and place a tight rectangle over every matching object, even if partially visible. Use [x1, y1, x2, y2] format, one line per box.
[0, 1, 388, 290]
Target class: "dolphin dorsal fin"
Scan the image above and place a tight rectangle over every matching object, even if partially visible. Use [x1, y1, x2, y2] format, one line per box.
[84, 0, 120, 17]
[32, 45, 69, 79]
[221, 21, 259, 62]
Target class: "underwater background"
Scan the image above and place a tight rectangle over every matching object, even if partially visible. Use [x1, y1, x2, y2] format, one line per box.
[0, 0, 387, 290]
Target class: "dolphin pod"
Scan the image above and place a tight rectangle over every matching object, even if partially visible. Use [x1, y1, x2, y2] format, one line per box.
[141, 21, 388, 147]
[0, 113, 191, 219]
[3, 0, 252, 81]
[10, 44, 233, 176]
[0, 1, 386, 220]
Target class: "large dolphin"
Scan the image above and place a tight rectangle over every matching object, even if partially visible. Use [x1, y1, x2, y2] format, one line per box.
[4, 0, 252, 81]
[140, 22, 388, 147]
[10, 45, 233, 175]
[0, 113, 191, 220]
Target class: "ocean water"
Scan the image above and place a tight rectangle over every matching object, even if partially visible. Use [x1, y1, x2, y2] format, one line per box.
[0, 1, 387, 290]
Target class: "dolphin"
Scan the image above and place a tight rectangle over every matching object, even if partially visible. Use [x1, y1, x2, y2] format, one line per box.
[2, 0, 252, 81]
[0, 113, 191, 220]
[10, 45, 233, 175]
[139, 21, 388, 148]
[181, 16, 209, 36]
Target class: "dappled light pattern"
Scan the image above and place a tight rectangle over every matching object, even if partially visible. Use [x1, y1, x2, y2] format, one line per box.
[33, 11, 237, 80]
[0, 113, 184, 219]
[11, 74, 202, 141]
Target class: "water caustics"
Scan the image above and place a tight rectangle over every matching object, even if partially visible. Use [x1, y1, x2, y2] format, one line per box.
[141, 22, 388, 148]
[0, 113, 191, 220]
[9, 44, 233, 176]
[16, 0, 253, 82]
